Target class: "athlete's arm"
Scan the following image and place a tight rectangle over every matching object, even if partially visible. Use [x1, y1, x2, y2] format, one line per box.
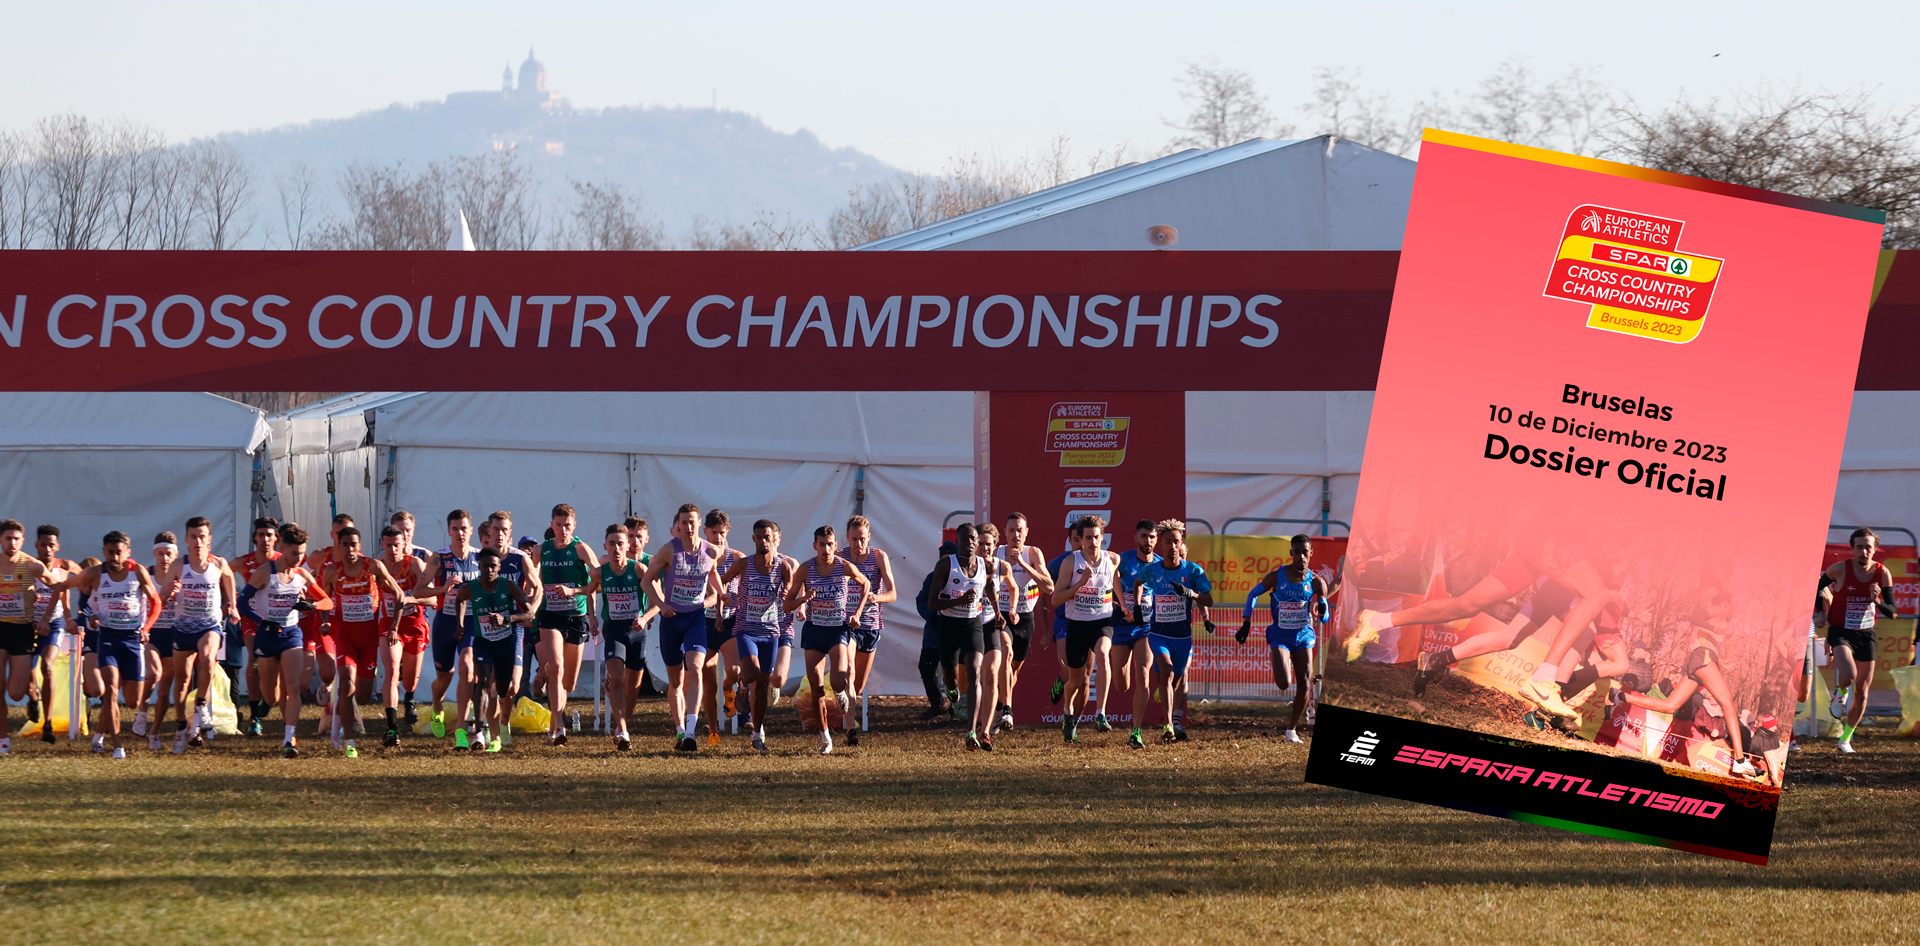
[371, 561, 406, 635]
[1049, 556, 1084, 607]
[517, 551, 544, 612]
[870, 548, 898, 605]
[719, 556, 749, 586]
[642, 549, 675, 617]
[849, 566, 874, 626]
[507, 581, 535, 626]
[135, 563, 163, 637]
[927, 558, 958, 610]
[574, 539, 601, 596]
[1312, 574, 1332, 623]
[1022, 547, 1055, 597]
[1878, 564, 1898, 618]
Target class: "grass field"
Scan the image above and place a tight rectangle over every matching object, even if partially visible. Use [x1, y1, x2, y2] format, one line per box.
[4, 697, 1918, 945]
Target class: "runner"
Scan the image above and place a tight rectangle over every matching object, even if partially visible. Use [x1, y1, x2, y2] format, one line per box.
[786, 524, 873, 754]
[377, 525, 433, 747]
[973, 522, 1014, 742]
[62, 532, 163, 759]
[1821, 526, 1896, 753]
[929, 522, 1006, 750]
[417, 510, 479, 744]
[1239, 534, 1330, 742]
[536, 503, 600, 746]
[233, 518, 280, 736]
[454, 547, 534, 753]
[720, 519, 799, 753]
[584, 523, 656, 750]
[316, 526, 406, 757]
[141, 532, 179, 739]
[1051, 516, 1120, 745]
[840, 515, 897, 732]
[242, 523, 330, 757]
[1045, 522, 1084, 711]
[992, 512, 1052, 731]
[914, 541, 959, 719]
[157, 517, 240, 752]
[29, 525, 78, 744]
[700, 509, 743, 746]
[1144, 520, 1214, 747]
[304, 513, 355, 739]
[1101, 519, 1157, 735]
[386, 510, 439, 731]
[0, 519, 53, 755]
[452, 512, 541, 749]
[642, 503, 725, 752]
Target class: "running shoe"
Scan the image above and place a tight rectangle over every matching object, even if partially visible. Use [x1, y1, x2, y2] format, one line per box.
[954, 694, 970, 722]
[1830, 686, 1850, 721]
[1284, 729, 1303, 743]
[821, 732, 835, 755]
[344, 744, 360, 759]
[847, 728, 860, 748]
[1174, 726, 1189, 742]
[751, 733, 768, 753]
[769, 688, 782, 708]
[431, 712, 447, 739]
[187, 728, 204, 749]
[485, 737, 503, 753]
[0, 737, 9, 755]
[1094, 713, 1112, 733]
[454, 729, 471, 750]
[1161, 725, 1176, 744]
[40, 727, 54, 744]
[1837, 739, 1856, 754]
[500, 728, 512, 746]
[1411, 650, 1447, 697]
[725, 688, 737, 718]
[965, 731, 980, 751]
[999, 706, 1015, 731]
[1517, 679, 1579, 719]
[1049, 678, 1065, 705]
[920, 703, 948, 720]
[614, 733, 631, 752]
[1521, 710, 1547, 731]
[979, 734, 994, 752]
[676, 735, 698, 753]
[91, 734, 105, 753]
[172, 731, 188, 754]
[1729, 758, 1760, 777]
[111, 747, 126, 759]
[1788, 738, 1801, 752]
[283, 741, 299, 758]
[1128, 728, 1144, 750]
[132, 714, 147, 736]
[384, 727, 399, 748]
[707, 729, 719, 748]
[148, 734, 162, 752]
[244, 718, 263, 737]
[329, 735, 345, 751]
[403, 704, 420, 729]
[1346, 609, 1387, 662]
[26, 701, 39, 723]
[554, 730, 569, 747]
[1062, 719, 1079, 744]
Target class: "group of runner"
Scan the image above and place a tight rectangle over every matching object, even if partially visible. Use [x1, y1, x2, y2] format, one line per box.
[1, 506, 1336, 758]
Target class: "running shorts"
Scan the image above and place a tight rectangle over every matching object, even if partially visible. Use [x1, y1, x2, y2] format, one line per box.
[175, 618, 224, 654]
[430, 613, 467, 673]
[601, 618, 648, 673]
[95, 635, 146, 681]
[737, 633, 779, 674]
[472, 629, 524, 694]
[1004, 611, 1034, 662]
[800, 621, 849, 654]
[1683, 645, 1718, 676]
[1267, 623, 1316, 654]
[1053, 610, 1069, 642]
[657, 609, 707, 667]
[847, 623, 881, 655]
[322, 620, 382, 674]
[537, 610, 590, 646]
[937, 614, 989, 664]
[33, 617, 66, 652]
[1111, 622, 1150, 647]
[150, 626, 180, 658]
[1828, 626, 1876, 664]
[392, 612, 430, 655]
[705, 615, 737, 651]
[253, 625, 303, 659]
[1149, 632, 1195, 676]
[0, 621, 33, 652]
[1063, 618, 1113, 670]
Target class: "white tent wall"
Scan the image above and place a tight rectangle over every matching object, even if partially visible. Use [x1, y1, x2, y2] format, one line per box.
[265, 393, 407, 535]
[1833, 391, 1920, 540]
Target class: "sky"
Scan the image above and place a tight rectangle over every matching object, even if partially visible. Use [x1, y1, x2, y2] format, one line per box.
[9, 1, 1920, 172]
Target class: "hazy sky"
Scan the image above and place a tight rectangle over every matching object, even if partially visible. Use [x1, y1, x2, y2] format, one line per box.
[10, 1, 1918, 171]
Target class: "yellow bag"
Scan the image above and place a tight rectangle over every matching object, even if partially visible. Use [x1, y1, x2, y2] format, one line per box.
[509, 696, 552, 733]
[413, 700, 457, 735]
[21, 647, 88, 739]
[183, 663, 241, 735]
[1891, 665, 1920, 738]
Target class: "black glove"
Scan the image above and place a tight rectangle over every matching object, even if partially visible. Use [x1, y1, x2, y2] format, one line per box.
[1171, 583, 1195, 599]
[1235, 620, 1251, 645]
[290, 599, 316, 612]
[1203, 619, 1216, 637]
[258, 619, 283, 634]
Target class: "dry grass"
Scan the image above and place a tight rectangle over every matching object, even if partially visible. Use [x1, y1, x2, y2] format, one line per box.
[3, 698, 1919, 945]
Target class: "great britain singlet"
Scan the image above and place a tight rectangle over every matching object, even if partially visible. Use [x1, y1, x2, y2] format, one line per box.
[844, 548, 887, 630]
[437, 547, 480, 619]
[804, 556, 853, 627]
[734, 556, 788, 637]
[666, 537, 714, 610]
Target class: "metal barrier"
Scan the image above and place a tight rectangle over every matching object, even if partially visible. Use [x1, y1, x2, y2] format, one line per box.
[1221, 516, 1350, 537]
[1185, 518, 1215, 534]
[1830, 523, 1919, 547]
[942, 510, 976, 530]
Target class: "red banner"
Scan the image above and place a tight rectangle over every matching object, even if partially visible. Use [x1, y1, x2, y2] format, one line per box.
[0, 250, 1394, 392]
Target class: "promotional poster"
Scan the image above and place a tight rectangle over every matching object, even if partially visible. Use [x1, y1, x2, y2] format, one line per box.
[1303, 129, 1887, 864]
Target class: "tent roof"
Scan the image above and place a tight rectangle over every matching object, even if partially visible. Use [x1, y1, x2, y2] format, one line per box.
[854, 136, 1416, 251]
[0, 392, 268, 451]
[368, 391, 970, 467]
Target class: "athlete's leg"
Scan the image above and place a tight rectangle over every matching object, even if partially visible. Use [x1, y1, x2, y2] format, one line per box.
[1128, 638, 1151, 733]
[1287, 646, 1313, 733]
[962, 646, 987, 739]
[829, 642, 855, 734]
[35, 641, 58, 733]
[1689, 661, 1747, 759]
[699, 647, 723, 737]
[192, 631, 220, 726]
[2, 652, 28, 740]
[536, 628, 564, 735]
[333, 658, 359, 747]
[96, 664, 122, 748]
[975, 645, 1004, 737]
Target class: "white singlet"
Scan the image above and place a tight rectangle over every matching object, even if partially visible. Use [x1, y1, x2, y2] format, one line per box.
[1065, 550, 1115, 622]
[994, 545, 1041, 614]
[939, 554, 987, 620]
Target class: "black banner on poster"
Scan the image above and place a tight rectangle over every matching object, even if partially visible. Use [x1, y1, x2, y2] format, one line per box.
[1305, 703, 1778, 864]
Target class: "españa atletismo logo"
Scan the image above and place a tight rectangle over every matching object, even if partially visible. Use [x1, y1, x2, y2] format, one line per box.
[1543, 205, 1724, 344]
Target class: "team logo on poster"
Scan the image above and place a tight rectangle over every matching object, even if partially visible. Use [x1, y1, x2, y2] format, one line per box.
[1543, 204, 1725, 344]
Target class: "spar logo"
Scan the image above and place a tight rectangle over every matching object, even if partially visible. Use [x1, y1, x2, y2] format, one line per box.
[1341, 730, 1381, 766]
[1544, 204, 1725, 344]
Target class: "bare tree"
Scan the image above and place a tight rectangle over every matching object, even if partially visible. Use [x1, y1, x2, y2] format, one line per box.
[1165, 61, 1288, 152]
[560, 179, 663, 250]
[0, 130, 30, 248]
[275, 162, 322, 250]
[141, 145, 199, 250]
[1303, 67, 1416, 154]
[313, 160, 448, 250]
[1301, 59, 1612, 157]
[827, 139, 1137, 248]
[33, 113, 128, 249]
[1604, 88, 1920, 247]
[188, 139, 255, 250]
[446, 149, 541, 250]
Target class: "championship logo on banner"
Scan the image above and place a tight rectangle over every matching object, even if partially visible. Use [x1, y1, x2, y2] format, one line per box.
[1303, 129, 1886, 864]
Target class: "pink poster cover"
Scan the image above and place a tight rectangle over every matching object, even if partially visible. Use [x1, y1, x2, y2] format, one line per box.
[1304, 130, 1885, 863]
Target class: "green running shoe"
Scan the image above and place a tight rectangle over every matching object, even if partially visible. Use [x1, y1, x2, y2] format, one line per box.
[344, 744, 359, 759]
[1049, 678, 1065, 705]
[431, 711, 446, 739]
[485, 737, 503, 753]
[1161, 725, 1177, 744]
[1128, 728, 1145, 750]
[454, 729, 471, 750]
[1062, 718, 1079, 744]
[1094, 713, 1112, 733]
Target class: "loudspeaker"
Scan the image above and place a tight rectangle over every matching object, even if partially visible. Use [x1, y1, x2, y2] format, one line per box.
[1146, 225, 1179, 247]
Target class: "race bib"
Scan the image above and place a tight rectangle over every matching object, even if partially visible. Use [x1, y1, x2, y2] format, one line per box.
[179, 587, 214, 618]
[0, 591, 24, 619]
[1074, 585, 1111, 612]
[266, 591, 301, 622]
[1273, 599, 1308, 630]
[671, 574, 704, 607]
[606, 591, 639, 621]
[479, 612, 513, 641]
[1846, 601, 1875, 630]
[542, 583, 573, 611]
[810, 595, 844, 626]
[32, 589, 54, 619]
[1155, 594, 1189, 624]
[103, 595, 142, 630]
[340, 593, 376, 623]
